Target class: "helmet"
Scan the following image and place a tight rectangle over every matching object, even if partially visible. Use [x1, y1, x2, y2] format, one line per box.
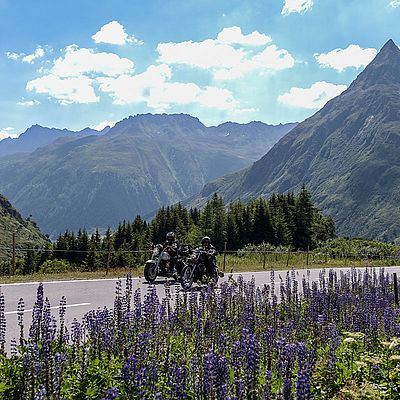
[166, 232, 175, 242]
[201, 236, 211, 247]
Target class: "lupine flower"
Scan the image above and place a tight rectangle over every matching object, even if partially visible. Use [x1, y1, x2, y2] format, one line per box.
[168, 363, 186, 399]
[263, 369, 272, 399]
[17, 297, 25, 346]
[1, 269, 400, 398]
[101, 386, 119, 400]
[283, 377, 292, 400]
[242, 331, 260, 390]
[296, 368, 311, 400]
[10, 337, 17, 357]
[0, 292, 5, 354]
[34, 384, 47, 400]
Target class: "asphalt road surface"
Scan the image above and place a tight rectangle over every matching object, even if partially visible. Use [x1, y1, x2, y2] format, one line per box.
[2, 266, 400, 351]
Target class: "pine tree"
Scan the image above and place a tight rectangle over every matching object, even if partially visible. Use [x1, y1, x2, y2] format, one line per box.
[293, 185, 313, 250]
[251, 198, 273, 244]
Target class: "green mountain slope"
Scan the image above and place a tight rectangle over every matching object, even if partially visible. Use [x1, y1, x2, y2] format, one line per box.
[0, 114, 295, 236]
[0, 193, 48, 258]
[192, 40, 400, 241]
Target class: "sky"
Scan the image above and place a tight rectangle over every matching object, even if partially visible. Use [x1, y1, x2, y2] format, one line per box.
[0, 0, 399, 139]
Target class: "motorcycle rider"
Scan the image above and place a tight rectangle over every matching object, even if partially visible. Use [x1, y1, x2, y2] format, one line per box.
[199, 236, 217, 279]
[163, 231, 178, 277]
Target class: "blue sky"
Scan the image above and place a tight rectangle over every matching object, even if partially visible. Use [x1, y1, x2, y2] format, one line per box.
[0, 0, 399, 139]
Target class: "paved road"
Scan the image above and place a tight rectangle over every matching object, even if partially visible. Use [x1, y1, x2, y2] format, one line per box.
[2, 266, 400, 351]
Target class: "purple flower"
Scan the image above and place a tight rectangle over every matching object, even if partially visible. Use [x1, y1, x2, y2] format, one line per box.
[34, 384, 47, 400]
[0, 292, 5, 354]
[168, 363, 186, 399]
[17, 297, 25, 346]
[242, 331, 260, 390]
[283, 377, 292, 400]
[234, 378, 245, 400]
[101, 386, 119, 400]
[296, 368, 311, 400]
[263, 369, 272, 399]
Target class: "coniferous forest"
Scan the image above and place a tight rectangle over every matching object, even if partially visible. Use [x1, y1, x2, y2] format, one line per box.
[7, 187, 337, 275]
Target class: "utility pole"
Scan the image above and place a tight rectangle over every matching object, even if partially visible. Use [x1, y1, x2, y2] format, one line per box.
[12, 231, 16, 275]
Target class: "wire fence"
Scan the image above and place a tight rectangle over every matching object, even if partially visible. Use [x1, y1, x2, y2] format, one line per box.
[2, 244, 400, 277]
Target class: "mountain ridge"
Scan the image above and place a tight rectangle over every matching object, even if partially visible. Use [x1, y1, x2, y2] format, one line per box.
[0, 125, 109, 157]
[0, 114, 296, 236]
[189, 39, 400, 241]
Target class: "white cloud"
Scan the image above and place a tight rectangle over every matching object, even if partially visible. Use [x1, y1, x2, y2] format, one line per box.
[6, 46, 46, 63]
[157, 26, 294, 80]
[0, 127, 18, 141]
[25, 44, 135, 104]
[22, 47, 45, 63]
[98, 64, 172, 105]
[97, 64, 243, 112]
[282, 0, 313, 15]
[27, 74, 99, 105]
[251, 44, 295, 70]
[217, 26, 271, 46]
[89, 120, 117, 131]
[278, 81, 347, 109]
[389, 0, 400, 7]
[6, 51, 20, 61]
[92, 21, 143, 45]
[17, 99, 41, 106]
[158, 39, 245, 70]
[51, 45, 134, 77]
[314, 44, 377, 72]
[197, 86, 240, 110]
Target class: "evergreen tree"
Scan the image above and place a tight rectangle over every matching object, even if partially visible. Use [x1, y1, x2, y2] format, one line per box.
[251, 198, 273, 244]
[293, 185, 313, 250]
[23, 250, 37, 275]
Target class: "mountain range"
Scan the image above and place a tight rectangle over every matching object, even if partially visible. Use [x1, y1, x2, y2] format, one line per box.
[0, 125, 110, 157]
[190, 39, 400, 242]
[0, 115, 295, 236]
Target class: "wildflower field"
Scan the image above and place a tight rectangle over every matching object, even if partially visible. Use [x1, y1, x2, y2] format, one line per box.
[0, 268, 400, 399]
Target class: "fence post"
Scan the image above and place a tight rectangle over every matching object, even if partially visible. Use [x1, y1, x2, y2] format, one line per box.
[12, 231, 16, 275]
[394, 273, 399, 306]
[223, 241, 227, 272]
[106, 245, 111, 276]
[263, 244, 266, 270]
[286, 249, 290, 268]
[306, 246, 309, 266]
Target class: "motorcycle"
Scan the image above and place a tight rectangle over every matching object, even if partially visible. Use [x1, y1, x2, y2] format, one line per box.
[144, 244, 190, 283]
[180, 248, 223, 290]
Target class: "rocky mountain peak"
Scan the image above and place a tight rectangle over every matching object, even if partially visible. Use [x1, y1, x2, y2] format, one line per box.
[351, 39, 400, 89]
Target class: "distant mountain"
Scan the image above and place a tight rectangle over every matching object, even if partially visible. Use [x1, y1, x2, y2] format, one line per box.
[0, 193, 48, 258]
[0, 114, 295, 236]
[0, 125, 109, 157]
[190, 39, 400, 242]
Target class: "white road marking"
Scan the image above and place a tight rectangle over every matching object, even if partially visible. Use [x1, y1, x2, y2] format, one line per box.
[0, 277, 139, 286]
[4, 302, 91, 315]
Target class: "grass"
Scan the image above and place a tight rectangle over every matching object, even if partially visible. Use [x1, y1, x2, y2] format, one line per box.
[0, 267, 141, 284]
[1, 253, 399, 284]
[217, 252, 400, 273]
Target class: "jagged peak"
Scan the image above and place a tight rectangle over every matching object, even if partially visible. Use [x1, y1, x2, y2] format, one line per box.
[379, 39, 399, 54]
[350, 39, 400, 89]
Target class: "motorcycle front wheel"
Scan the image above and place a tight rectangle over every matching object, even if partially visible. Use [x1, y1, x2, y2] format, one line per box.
[180, 266, 194, 290]
[144, 261, 158, 283]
